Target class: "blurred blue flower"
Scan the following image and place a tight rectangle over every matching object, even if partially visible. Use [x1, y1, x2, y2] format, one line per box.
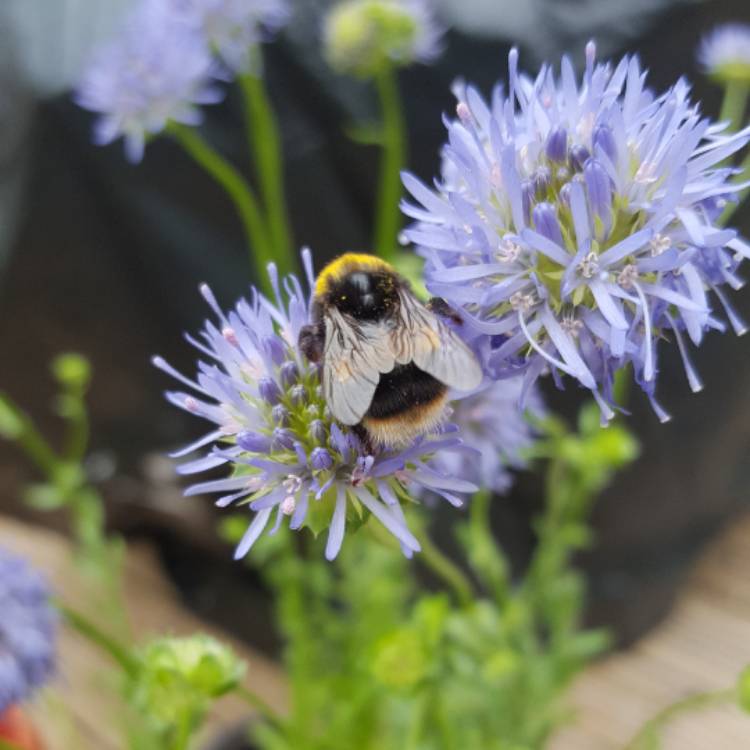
[172, 0, 290, 75]
[432, 377, 543, 495]
[0, 548, 56, 713]
[75, 0, 223, 162]
[154, 250, 478, 561]
[403, 43, 750, 422]
[698, 24, 750, 82]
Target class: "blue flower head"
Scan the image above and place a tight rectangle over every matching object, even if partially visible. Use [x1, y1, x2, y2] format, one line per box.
[434, 376, 543, 495]
[75, 0, 223, 162]
[155, 250, 480, 561]
[403, 43, 750, 422]
[0, 548, 57, 713]
[172, 0, 291, 75]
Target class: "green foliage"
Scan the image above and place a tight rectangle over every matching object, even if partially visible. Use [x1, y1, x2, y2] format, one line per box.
[246, 402, 638, 750]
[0, 353, 121, 582]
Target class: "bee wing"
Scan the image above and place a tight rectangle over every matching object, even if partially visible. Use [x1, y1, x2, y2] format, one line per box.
[323, 306, 395, 425]
[391, 290, 483, 391]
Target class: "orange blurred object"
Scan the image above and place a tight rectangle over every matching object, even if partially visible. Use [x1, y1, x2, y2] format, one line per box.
[0, 706, 44, 750]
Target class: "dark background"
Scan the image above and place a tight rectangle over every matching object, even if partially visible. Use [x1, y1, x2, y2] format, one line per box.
[0, 0, 749, 648]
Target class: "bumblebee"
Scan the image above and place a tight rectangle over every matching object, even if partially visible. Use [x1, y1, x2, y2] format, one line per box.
[298, 253, 483, 450]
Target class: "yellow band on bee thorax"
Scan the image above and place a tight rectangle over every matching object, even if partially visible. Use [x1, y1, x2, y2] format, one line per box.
[314, 253, 394, 297]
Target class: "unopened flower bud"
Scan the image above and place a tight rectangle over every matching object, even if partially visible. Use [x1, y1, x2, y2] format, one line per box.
[289, 384, 306, 405]
[583, 158, 612, 221]
[593, 123, 617, 162]
[258, 377, 281, 405]
[272, 404, 290, 426]
[310, 419, 327, 444]
[273, 427, 296, 450]
[310, 447, 334, 471]
[532, 202, 564, 246]
[559, 182, 572, 207]
[237, 431, 271, 452]
[264, 336, 286, 365]
[545, 125, 568, 163]
[569, 144, 590, 172]
[280, 361, 299, 388]
[533, 167, 551, 197]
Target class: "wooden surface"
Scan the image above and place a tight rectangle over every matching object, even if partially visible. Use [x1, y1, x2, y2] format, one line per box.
[2, 514, 750, 749]
[552, 515, 750, 749]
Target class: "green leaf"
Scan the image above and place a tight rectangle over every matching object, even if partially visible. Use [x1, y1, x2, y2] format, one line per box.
[371, 627, 428, 689]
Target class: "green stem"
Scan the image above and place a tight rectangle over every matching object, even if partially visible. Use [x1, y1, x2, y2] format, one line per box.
[0, 741, 24, 750]
[169, 712, 194, 750]
[0, 396, 58, 476]
[168, 123, 273, 295]
[374, 64, 407, 261]
[467, 488, 511, 603]
[236, 686, 285, 731]
[64, 391, 89, 465]
[404, 693, 428, 750]
[622, 687, 737, 750]
[417, 529, 474, 608]
[719, 145, 750, 225]
[239, 71, 295, 277]
[58, 603, 138, 677]
[719, 80, 749, 133]
[716, 80, 750, 225]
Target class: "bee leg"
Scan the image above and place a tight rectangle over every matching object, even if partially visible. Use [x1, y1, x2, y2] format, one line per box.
[352, 423, 377, 456]
[427, 297, 464, 325]
[298, 323, 325, 363]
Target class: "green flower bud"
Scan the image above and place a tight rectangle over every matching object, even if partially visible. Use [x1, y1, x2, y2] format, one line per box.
[131, 635, 245, 729]
[324, 0, 441, 79]
[52, 352, 92, 390]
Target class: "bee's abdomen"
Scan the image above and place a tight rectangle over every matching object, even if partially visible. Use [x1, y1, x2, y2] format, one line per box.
[366, 364, 447, 419]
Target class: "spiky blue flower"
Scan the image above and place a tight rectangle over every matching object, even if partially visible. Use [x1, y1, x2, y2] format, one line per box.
[403, 43, 750, 422]
[0, 548, 56, 713]
[154, 250, 478, 561]
[698, 24, 750, 83]
[171, 0, 290, 75]
[75, 0, 223, 162]
[324, 0, 444, 78]
[431, 376, 543, 494]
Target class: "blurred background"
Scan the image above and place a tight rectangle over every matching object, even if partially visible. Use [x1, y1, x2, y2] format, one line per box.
[0, 0, 749, 658]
